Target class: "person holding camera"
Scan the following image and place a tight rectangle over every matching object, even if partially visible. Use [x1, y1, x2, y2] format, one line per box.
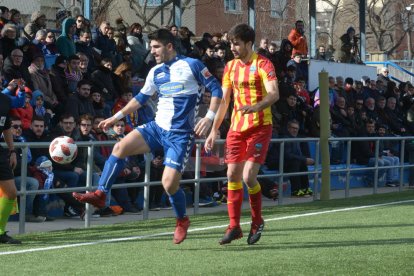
[334, 27, 358, 63]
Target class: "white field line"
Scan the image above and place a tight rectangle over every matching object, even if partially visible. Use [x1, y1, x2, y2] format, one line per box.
[1, 199, 413, 256]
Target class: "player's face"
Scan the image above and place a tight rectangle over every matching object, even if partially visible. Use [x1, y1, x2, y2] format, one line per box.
[230, 38, 252, 60]
[150, 40, 174, 64]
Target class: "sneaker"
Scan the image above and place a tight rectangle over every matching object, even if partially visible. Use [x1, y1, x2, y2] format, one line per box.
[219, 226, 243, 245]
[72, 190, 106, 209]
[123, 206, 141, 214]
[0, 232, 21, 244]
[247, 219, 265, 245]
[304, 187, 313, 196]
[98, 207, 117, 217]
[25, 215, 46, 223]
[64, 206, 81, 218]
[292, 189, 306, 197]
[173, 216, 190, 244]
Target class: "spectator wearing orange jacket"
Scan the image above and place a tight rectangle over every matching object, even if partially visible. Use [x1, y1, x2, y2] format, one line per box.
[288, 20, 308, 58]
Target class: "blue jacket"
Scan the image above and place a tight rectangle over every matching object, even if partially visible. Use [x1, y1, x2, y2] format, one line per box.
[2, 87, 25, 108]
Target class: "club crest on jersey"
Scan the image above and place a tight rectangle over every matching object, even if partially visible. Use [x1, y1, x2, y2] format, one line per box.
[249, 65, 257, 72]
[156, 72, 166, 79]
[159, 82, 184, 95]
[201, 67, 212, 79]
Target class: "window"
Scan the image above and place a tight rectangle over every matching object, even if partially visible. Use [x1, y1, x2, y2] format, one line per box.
[271, 0, 287, 18]
[224, 0, 241, 13]
[139, 0, 162, 6]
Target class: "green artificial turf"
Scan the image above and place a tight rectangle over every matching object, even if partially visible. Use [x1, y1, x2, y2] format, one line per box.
[1, 191, 413, 275]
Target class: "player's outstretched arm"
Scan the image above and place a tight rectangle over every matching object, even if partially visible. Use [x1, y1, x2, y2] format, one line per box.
[99, 97, 142, 131]
[204, 87, 232, 152]
[238, 80, 279, 115]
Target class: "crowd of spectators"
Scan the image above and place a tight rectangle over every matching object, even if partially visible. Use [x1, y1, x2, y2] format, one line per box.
[1, 5, 413, 221]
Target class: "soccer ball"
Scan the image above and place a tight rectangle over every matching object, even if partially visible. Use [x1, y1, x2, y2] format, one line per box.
[49, 136, 78, 164]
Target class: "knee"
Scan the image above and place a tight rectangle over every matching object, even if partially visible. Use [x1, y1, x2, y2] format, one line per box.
[113, 142, 128, 158]
[162, 176, 178, 195]
[227, 170, 240, 183]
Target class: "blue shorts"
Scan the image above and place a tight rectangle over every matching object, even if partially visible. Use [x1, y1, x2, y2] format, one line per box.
[136, 121, 194, 173]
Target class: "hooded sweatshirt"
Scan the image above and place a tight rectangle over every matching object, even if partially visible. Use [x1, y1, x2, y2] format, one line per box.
[56, 18, 76, 58]
[23, 11, 46, 41]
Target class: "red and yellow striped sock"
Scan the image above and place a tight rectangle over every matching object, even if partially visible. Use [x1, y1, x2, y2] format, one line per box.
[227, 181, 243, 228]
[248, 183, 262, 225]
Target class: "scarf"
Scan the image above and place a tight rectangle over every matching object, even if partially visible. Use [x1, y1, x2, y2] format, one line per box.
[35, 105, 46, 117]
[39, 168, 54, 200]
[64, 65, 82, 82]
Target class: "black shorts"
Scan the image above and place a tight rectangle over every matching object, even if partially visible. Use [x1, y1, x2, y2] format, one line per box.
[0, 152, 14, 181]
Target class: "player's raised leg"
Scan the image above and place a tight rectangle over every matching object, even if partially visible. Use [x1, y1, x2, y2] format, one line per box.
[219, 162, 244, 245]
[162, 166, 190, 244]
[72, 129, 150, 207]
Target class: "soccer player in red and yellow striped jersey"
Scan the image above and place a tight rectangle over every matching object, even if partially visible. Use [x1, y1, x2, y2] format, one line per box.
[205, 24, 279, 245]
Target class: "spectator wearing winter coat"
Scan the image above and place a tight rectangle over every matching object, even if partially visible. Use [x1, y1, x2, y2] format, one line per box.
[1, 79, 25, 108]
[94, 21, 113, 59]
[56, 17, 76, 58]
[75, 30, 97, 73]
[126, 23, 147, 74]
[28, 54, 59, 107]
[64, 79, 95, 121]
[23, 11, 46, 42]
[3, 49, 34, 90]
[91, 58, 118, 116]
[49, 55, 71, 103]
[0, 23, 18, 59]
[9, 87, 33, 130]
[288, 20, 308, 57]
[273, 39, 293, 79]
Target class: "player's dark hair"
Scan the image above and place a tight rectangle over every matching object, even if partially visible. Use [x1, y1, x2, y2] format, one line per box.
[228, 23, 255, 45]
[148, 28, 175, 48]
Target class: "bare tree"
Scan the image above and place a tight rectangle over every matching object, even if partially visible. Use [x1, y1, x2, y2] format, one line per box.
[364, 0, 409, 57]
[126, 0, 193, 31]
[93, 0, 116, 24]
[320, 0, 341, 47]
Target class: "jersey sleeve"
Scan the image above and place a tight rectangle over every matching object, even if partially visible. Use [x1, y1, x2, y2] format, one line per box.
[258, 58, 277, 82]
[188, 59, 223, 98]
[134, 67, 157, 105]
[222, 61, 233, 89]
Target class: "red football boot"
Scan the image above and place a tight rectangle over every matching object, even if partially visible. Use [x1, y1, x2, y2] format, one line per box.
[72, 190, 106, 209]
[173, 216, 190, 244]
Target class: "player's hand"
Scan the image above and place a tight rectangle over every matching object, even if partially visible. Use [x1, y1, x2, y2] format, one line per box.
[194, 117, 213, 137]
[204, 131, 217, 153]
[9, 152, 17, 170]
[237, 105, 258, 115]
[98, 117, 117, 132]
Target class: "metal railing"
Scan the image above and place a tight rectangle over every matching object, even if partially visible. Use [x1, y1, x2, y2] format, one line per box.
[2, 135, 414, 234]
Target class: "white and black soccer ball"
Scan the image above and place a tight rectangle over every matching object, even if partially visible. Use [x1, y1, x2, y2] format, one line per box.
[49, 136, 78, 164]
